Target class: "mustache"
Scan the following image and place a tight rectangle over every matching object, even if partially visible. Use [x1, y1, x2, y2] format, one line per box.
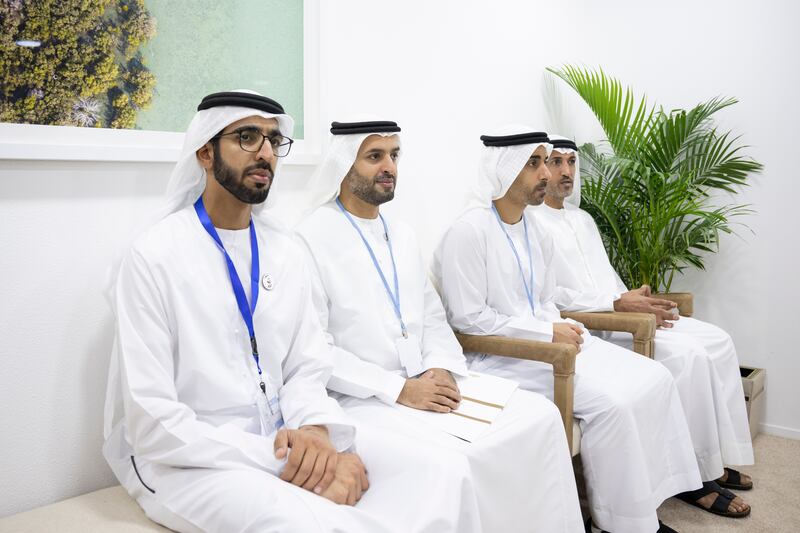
[243, 162, 274, 178]
[374, 172, 396, 181]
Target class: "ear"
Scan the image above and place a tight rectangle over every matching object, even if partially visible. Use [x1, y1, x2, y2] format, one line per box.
[196, 142, 214, 171]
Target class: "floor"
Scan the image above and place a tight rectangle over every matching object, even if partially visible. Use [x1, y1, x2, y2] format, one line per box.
[657, 433, 800, 533]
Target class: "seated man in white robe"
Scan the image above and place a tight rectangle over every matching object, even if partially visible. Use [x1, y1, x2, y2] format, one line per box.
[532, 135, 754, 518]
[103, 93, 481, 533]
[433, 126, 703, 533]
[295, 119, 584, 533]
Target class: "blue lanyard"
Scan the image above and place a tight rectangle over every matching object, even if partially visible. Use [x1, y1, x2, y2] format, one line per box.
[491, 205, 535, 314]
[193, 197, 266, 394]
[335, 197, 407, 338]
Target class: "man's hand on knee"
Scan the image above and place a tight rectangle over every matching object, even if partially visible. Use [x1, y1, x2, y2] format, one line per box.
[319, 452, 370, 506]
[397, 368, 462, 413]
[274, 425, 338, 495]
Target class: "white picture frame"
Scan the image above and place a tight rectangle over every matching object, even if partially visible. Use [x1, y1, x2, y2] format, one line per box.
[0, 0, 321, 167]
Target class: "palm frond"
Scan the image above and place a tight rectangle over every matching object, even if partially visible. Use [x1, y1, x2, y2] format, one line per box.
[546, 65, 654, 157]
[679, 130, 763, 192]
[639, 96, 738, 172]
[554, 64, 762, 291]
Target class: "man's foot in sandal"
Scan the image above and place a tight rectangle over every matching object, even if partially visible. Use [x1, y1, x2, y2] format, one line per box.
[676, 481, 751, 518]
[717, 467, 753, 490]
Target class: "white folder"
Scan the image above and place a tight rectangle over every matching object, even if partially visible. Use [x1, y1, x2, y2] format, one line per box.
[395, 371, 519, 442]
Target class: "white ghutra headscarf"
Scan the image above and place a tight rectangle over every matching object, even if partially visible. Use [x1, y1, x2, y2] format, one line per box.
[300, 116, 401, 217]
[105, 89, 294, 302]
[462, 124, 553, 214]
[163, 90, 294, 220]
[547, 133, 581, 207]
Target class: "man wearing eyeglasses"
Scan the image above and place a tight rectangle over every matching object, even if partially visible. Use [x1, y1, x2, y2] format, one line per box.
[102, 91, 480, 533]
[205, 117, 295, 203]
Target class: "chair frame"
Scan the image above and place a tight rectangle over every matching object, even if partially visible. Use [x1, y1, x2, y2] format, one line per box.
[454, 333, 579, 453]
[560, 311, 656, 357]
[452, 293, 695, 453]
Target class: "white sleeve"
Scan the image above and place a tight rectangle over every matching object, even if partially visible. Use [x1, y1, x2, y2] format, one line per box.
[552, 285, 617, 312]
[116, 249, 286, 474]
[420, 275, 470, 376]
[550, 250, 617, 312]
[614, 270, 628, 294]
[278, 257, 356, 452]
[438, 221, 555, 343]
[550, 219, 621, 312]
[534, 231, 578, 319]
[299, 240, 406, 406]
[588, 216, 630, 296]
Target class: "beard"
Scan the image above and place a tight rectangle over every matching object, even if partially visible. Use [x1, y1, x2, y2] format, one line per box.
[345, 167, 396, 206]
[526, 181, 549, 206]
[546, 178, 574, 200]
[212, 143, 273, 205]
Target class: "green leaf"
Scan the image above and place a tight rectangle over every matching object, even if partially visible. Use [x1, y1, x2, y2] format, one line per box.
[553, 65, 762, 291]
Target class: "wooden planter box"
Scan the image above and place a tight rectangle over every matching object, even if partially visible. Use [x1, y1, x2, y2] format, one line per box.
[740, 366, 765, 440]
[653, 292, 694, 317]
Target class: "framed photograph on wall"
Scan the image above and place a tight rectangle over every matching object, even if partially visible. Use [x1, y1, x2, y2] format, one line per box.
[0, 0, 320, 165]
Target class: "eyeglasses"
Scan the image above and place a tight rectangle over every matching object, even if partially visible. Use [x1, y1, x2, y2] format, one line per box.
[212, 127, 294, 157]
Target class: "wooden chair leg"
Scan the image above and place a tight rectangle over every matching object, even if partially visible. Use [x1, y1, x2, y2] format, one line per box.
[633, 337, 653, 357]
[553, 370, 575, 453]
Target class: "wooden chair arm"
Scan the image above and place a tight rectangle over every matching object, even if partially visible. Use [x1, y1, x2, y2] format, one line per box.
[560, 311, 656, 358]
[454, 333, 578, 454]
[454, 333, 577, 374]
[654, 292, 694, 317]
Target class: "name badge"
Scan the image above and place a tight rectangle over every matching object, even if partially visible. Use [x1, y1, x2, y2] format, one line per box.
[266, 397, 285, 434]
[396, 333, 424, 377]
[258, 379, 285, 435]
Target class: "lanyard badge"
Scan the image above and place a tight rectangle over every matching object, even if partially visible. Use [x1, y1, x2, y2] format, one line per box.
[335, 198, 424, 376]
[491, 205, 536, 314]
[336, 197, 407, 337]
[194, 198, 273, 410]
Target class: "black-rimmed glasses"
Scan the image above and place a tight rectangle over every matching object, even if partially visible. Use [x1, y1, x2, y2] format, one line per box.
[212, 127, 294, 157]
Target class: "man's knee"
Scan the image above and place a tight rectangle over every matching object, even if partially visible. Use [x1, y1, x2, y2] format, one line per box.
[426, 447, 472, 479]
[510, 388, 562, 422]
[154, 468, 329, 533]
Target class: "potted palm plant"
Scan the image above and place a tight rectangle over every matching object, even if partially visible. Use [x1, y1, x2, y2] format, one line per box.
[547, 65, 762, 311]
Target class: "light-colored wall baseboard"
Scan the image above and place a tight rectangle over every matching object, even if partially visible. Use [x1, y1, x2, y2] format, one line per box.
[759, 423, 800, 440]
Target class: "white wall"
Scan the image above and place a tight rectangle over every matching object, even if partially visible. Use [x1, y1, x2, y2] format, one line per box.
[0, 160, 167, 515]
[315, 0, 800, 439]
[1, 0, 797, 517]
